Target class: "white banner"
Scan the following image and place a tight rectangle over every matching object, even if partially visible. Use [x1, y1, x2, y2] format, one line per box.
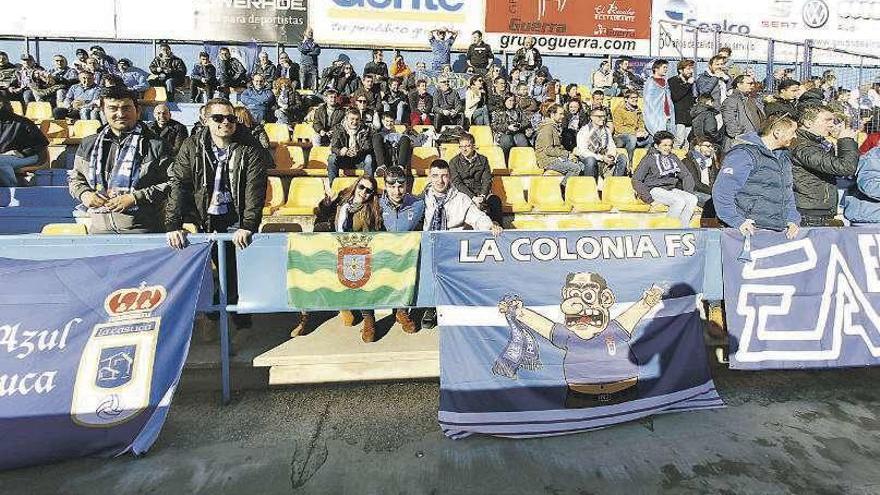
[0, 0, 116, 39]
[311, 0, 485, 49]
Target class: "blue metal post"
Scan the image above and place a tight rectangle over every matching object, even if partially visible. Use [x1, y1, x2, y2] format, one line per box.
[766, 40, 775, 93]
[802, 39, 813, 81]
[217, 240, 231, 404]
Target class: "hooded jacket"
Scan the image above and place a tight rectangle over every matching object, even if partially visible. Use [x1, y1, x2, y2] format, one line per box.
[632, 148, 695, 203]
[689, 102, 724, 146]
[668, 74, 695, 126]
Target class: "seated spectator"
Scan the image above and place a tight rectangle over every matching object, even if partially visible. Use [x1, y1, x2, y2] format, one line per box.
[613, 57, 644, 92]
[844, 147, 880, 225]
[216, 47, 248, 99]
[0, 96, 48, 186]
[53, 71, 101, 121]
[561, 99, 588, 151]
[148, 43, 186, 102]
[36, 55, 79, 105]
[450, 132, 502, 223]
[333, 63, 361, 98]
[11, 54, 44, 103]
[234, 106, 269, 150]
[487, 77, 508, 115]
[527, 70, 548, 102]
[116, 59, 148, 95]
[712, 116, 800, 237]
[382, 77, 409, 124]
[632, 131, 697, 227]
[592, 60, 615, 96]
[681, 136, 718, 208]
[352, 94, 380, 129]
[408, 79, 433, 127]
[276, 51, 300, 89]
[560, 84, 581, 106]
[319, 58, 345, 92]
[0, 52, 18, 97]
[252, 51, 278, 85]
[190, 51, 218, 103]
[515, 82, 538, 119]
[363, 49, 389, 87]
[84, 57, 106, 86]
[690, 94, 724, 148]
[89, 46, 117, 75]
[351, 74, 381, 111]
[491, 93, 531, 158]
[512, 36, 542, 79]
[586, 90, 613, 123]
[72, 49, 89, 73]
[328, 108, 374, 184]
[464, 76, 490, 126]
[69, 86, 171, 234]
[273, 77, 303, 125]
[612, 90, 650, 166]
[535, 103, 584, 185]
[764, 79, 801, 120]
[574, 107, 627, 179]
[146, 103, 188, 157]
[312, 88, 345, 145]
[239, 74, 276, 124]
[372, 113, 413, 174]
[432, 76, 464, 131]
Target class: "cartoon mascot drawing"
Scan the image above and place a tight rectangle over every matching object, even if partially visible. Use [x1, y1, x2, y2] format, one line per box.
[496, 272, 664, 408]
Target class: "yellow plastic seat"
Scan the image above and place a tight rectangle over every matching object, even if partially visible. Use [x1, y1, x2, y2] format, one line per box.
[631, 148, 649, 170]
[602, 176, 651, 212]
[40, 120, 69, 144]
[411, 177, 429, 196]
[275, 177, 325, 216]
[602, 217, 639, 229]
[411, 146, 440, 175]
[672, 148, 687, 160]
[141, 86, 167, 102]
[511, 219, 546, 230]
[331, 177, 358, 196]
[440, 143, 459, 162]
[529, 176, 571, 212]
[10, 101, 24, 116]
[577, 84, 591, 99]
[393, 125, 407, 134]
[273, 146, 306, 172]
[41, 223, 87, 235]
[25, 101, 53, 122]
[263, 177, 285, 215]
[305, 146, 331, 176]
[565, 177, 612, 212]
[480, 146, 507, 175]
[558, 218, 594, 230]
[858, 132, 867, 146]
[296, 89, 315, 96]
[291, 123, 314, 142]
[647, 216, 684, 229]
[491, 177, 530, 213]
[469, 125, 494, 147]
[508, 147, 541, 175]
[66, 119, 101, 144]
[264, 123, 291, 145]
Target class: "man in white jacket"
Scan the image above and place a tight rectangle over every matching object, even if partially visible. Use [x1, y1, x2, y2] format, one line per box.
[421, 159, 502, 327]
[573, 107, 628, 179]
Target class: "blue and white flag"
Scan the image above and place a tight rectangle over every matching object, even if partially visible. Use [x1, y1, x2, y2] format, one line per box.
[434, 230, 723, 439]
[722, 228, 880, 370]
[0, 244, 212, 470]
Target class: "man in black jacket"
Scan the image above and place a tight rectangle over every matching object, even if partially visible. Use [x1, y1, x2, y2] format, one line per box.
[216, 48, 248, 99]
[148, 43, 187, 102]
[789, 105, 859, 226]
[327, 108, 374, 185]
[764, 79, 801, 120]
[448, 132, 501, 222]
[669, 59, 695, 149]
[146, 103, 188, 157]
[363, 50, 388, 87]
[432, 76, 463, 131]
[311, 89, 346, 145]
[466, 31, 494, 75]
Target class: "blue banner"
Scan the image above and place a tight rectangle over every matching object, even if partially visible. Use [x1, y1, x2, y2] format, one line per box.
[0, 244, 212, 470]
[722, 228, 880, 370]
[434, 230, 723, 439]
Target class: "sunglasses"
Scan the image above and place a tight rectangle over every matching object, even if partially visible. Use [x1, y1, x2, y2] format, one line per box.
[210, 114, 237, 124]
[385, 177, 406, 186]
[357, 183, 375, 194]
[356, 99, 367, 103]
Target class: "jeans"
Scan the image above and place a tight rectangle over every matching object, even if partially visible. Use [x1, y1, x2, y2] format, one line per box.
[190, 79, 216, 103]
[674, 124, 692, 149]
[614, 133, 651, 168]
[371, 134, 413, 170]
[579, 154, 627, 179]
[21, 89, 35, 104]
[498, 132, 529, 157]
[383, 101, 407, 124]
[543, 158, 583, 186]
[301, 65, 318, 90]
[0, 153, 41, 186]
[468, 107, 491, 126]
[650, 187, 698, 227]
[327, 152, 374, 184]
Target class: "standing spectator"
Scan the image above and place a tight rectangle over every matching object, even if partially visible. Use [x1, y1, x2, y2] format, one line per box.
[464, 75, 490, 126]
[789, 105, 859, 226]
[273, 77, 302, 126]
[216, 47, 248, 99]
[69, 86, 171, 233]
[429, 28, 458, 71]
[720, 74, 764, 151]
[843, 147, 880, 224]
[238, 74, 276, 124]
[53, 71, 101, 121]
[712, 116, 800, 237]
[382, 77, 408, 124]
[72, 49, 89, 73]
[764, 79, 802, 120]
[612, 57, 643, 91]
[829, 87, 861, 131]
[433, 76, 463, 131]
[11, 55, 43, 103]
[669, 59, 696, 149]
[450, 132, 501, 223]
[561, 99, 588, 151]
[327, 108, 374, 185]
[408, 79, 434, 127]
[690, 94, 725, 148]
[820, 70, 838, 102]
[276, 52, 300, 89]
[148, 43, 187, 102]
[146, 103, 188, 157]
[643, 59, 676, 138]
[535, 103, 584, 185]
[312, 89, 345, 146]
[681, 136, 718, 208]
[351, 74, 381, 111]
[333, 63, 361, 97]
[592, 60, 615, 96]
[797, 80, 826, 109]
[252, 51, 278, 85]
[363, 50, 388, 87]
[632, 131, 697, 227]
[612, 89, 650, 166]
[513, 37, 542, 79]
[372, 113, 414, 174]
[466, 31, 494, 75]
[694, 55, 730, 110]
[574, 107, 626, 179]
[298, 28, 321, 90]
[491, 93, 531, 158]
[190, 52, 217, 103]
[115, 59, 148, 95]
[0, 96, 47, 186]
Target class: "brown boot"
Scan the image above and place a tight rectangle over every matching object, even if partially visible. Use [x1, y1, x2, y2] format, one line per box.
[290, 311, 309, 338]
[339, 310, 356, 327]
[361, 312, 376, 343]
[395, 309, 417, 334]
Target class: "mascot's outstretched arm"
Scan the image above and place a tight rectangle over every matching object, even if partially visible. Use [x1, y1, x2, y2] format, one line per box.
[498, 297, 554, 341]
[616, 285, 663, 336]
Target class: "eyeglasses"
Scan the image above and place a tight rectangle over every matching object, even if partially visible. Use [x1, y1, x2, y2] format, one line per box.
[385, 177, 406, 186]
[356, 99, 367, 103]
[357, 183, 375, 194]
[210, 114, 238, 124]
[592, 114, 607, 118]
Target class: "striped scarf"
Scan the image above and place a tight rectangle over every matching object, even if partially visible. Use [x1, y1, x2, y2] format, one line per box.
[87, 124, 143, 212]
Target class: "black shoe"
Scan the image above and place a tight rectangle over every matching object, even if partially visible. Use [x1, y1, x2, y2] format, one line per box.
[421, 309, 437, 329]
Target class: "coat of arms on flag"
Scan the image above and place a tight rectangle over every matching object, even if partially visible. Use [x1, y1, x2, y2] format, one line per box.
[336, 233, 373, 289]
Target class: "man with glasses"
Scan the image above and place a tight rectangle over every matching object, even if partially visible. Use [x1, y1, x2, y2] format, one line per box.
[432, 76, 463, 131]
[148, 43, 187, 102]
[352, 94, 380, 129]
[380, 165, 425, 333]
[328, 108, 374, 185]
[68, 86, 170, 233]
[720, 74, 765, 152]
[239, 74, 276, 124]
[574, 108, 627, 179]
[449, 132, 501, 223]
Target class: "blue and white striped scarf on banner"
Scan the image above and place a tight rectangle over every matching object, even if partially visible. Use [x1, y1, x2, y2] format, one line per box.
[87, 124, 143, 212]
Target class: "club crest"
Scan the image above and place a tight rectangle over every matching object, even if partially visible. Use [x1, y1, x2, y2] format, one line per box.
[336, 233, 373, 289]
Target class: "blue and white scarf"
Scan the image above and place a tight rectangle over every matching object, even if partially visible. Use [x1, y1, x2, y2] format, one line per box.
[87, 124, 143, 212]
[492, 295, 543, 378]
[207, 145, 233, 216]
